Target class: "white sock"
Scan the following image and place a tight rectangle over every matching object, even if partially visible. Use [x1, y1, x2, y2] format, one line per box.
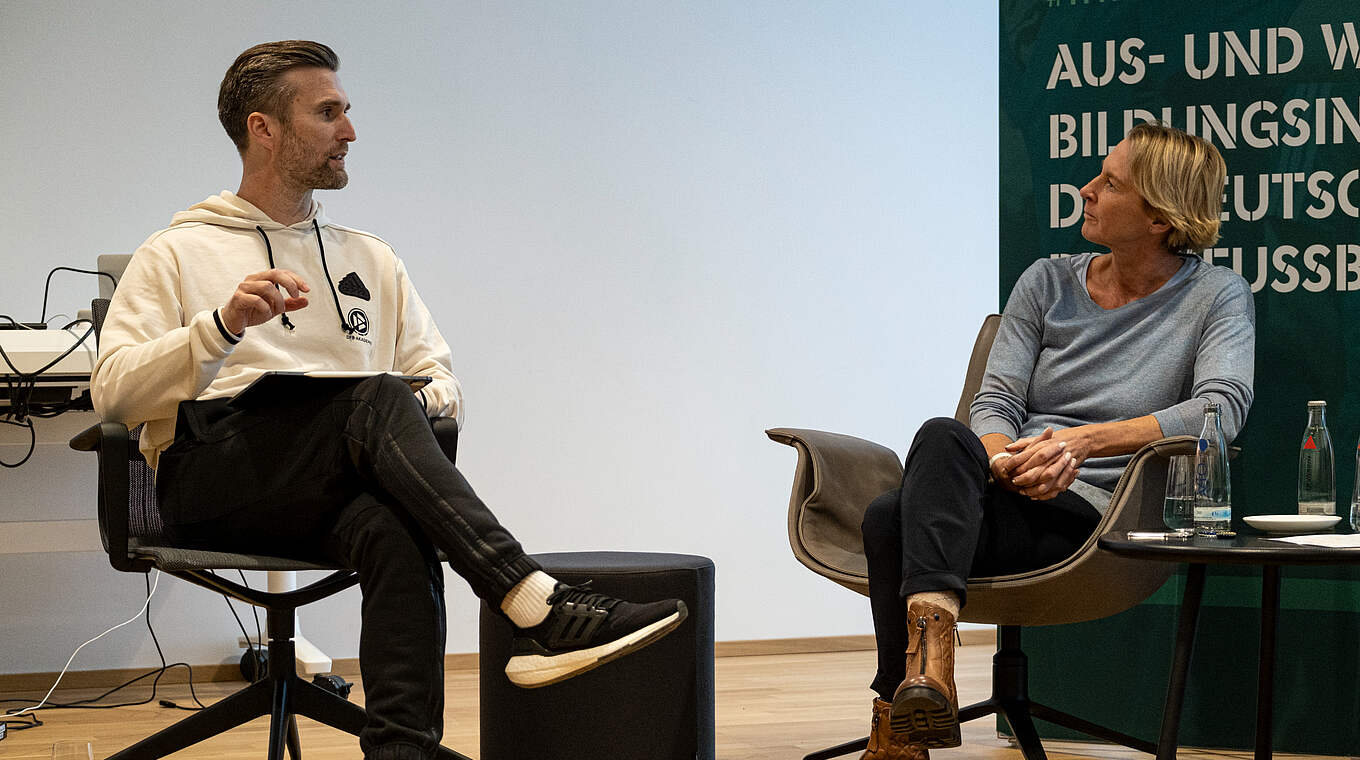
[906, 591, 960, 619]
[500, 570, 560, 628]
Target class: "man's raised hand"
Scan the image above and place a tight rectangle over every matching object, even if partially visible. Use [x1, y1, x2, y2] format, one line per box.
[220, 269, 310, 336]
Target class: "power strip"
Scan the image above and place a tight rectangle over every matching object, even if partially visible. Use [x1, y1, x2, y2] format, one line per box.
[1, 719, 7, 740]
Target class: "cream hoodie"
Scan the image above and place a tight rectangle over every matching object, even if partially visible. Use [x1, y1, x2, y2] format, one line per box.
[92, 191, 463, 468]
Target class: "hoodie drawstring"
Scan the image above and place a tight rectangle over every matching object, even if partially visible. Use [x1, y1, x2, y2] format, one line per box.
[254, 222, 354, 336]
[254, 226, 295, 331]
[313, 219, 355, 335]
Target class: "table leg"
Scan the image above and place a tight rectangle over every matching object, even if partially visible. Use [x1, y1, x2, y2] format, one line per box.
[1157, 563, 1206, 760]
[1256, 565, 1280, 760]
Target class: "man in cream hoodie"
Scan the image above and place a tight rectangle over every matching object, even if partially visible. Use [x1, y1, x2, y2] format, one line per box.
[92, 40, 685, 760]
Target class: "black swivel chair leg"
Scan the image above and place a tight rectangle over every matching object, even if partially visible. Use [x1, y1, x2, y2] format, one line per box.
[954, 625, 1154, 760]
[956, 696, 998, 723]
[1000, 705, 1048, 760]
[806, 624, 1158, 760]
[105, 679, 275, 759]
[803, 736, 870, 760]
[289, 677, 475, 760]
[1028, 702, 1155, 754]
[956, 626, 1044, 758]
[291, 679, 368, 732]
[265, 618, 299, 760]
[268, 674, 294, 760]
[958, 698, 1051, 760]
[287, 716, 302, 760]
[433, 746, 477, 760]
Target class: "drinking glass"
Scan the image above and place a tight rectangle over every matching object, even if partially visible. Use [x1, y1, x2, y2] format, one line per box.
[1163, 455, 1196, 536]
[52, 741, 93, 760]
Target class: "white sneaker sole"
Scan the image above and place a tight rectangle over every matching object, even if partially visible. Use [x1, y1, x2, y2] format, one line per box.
[505, 605, 687, 688]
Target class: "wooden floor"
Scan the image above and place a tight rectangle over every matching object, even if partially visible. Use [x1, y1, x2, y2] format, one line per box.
[0, 644, 1338, 759]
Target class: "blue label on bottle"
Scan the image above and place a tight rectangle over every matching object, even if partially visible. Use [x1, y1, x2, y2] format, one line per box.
[1198, 438, 1208, 452]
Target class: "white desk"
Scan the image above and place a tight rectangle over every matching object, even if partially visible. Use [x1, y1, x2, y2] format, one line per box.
[2, 327, 101, 554]
[0, 324, 98, 376]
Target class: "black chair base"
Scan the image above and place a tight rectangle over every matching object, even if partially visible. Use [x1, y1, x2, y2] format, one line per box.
[804, 735, 868, 760]
[801, 626, 1155, 760]
[105, 606, 473, 760]
[106, 674, 364, 760]
[958, 625, 1154, 760]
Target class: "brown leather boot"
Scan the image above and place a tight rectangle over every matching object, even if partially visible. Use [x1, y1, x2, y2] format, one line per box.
[889, 601, 959, 748]
[861, 698, 928, 760]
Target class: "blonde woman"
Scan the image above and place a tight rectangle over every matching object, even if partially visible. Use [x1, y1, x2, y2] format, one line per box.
[858, 123, 1254, 758]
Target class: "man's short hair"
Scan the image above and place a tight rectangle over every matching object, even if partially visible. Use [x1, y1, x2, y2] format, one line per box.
[218, 40, 339, 154]
[1124, 121, 1227, 254]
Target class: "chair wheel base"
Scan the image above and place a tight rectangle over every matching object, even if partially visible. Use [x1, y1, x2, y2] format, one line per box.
[312, 674, 353, 700]
[241, 647, 268, 681]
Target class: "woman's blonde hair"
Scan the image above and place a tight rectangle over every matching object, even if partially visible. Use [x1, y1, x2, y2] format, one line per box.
[1124, 122, 1226, 254]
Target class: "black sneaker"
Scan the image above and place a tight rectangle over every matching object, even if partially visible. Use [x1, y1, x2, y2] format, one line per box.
[505, 581, 688, 688]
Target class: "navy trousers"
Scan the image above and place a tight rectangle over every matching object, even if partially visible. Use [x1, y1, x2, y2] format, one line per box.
[861, 417, 1100, 700]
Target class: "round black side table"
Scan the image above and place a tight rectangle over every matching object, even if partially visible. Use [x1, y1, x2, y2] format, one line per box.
[1098, 532, 1360, 760]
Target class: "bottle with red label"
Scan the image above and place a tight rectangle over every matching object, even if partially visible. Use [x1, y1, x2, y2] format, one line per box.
[1297, 400, 1335, 515]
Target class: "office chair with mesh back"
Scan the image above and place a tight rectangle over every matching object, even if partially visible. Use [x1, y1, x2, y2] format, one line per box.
[74, 293, 472, 760]
[768, 314, 1192, 760]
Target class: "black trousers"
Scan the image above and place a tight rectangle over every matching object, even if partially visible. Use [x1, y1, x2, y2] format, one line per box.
[861, 417, 1100, 700]
[157, 373, 542, 760]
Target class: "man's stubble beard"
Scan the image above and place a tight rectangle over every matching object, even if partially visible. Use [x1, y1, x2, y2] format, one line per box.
[278, 124, 349, 191]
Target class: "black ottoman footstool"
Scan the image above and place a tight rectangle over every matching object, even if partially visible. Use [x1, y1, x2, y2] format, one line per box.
[479, 551, 715, 760]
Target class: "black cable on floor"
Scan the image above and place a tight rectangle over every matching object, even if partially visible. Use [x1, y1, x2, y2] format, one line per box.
[0, 575, 208, 719]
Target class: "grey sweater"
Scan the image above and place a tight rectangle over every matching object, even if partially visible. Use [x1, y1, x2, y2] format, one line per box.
[970, 252, 1255, 512]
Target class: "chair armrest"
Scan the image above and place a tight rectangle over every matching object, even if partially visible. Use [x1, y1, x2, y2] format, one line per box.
[1100, 435, 1243, 535]
[766, 427, 903, 511]
[1101, 435, 1199, 535]
[963, 435, 1201, 625]
[430, 417, 459, 465]
[70, 421, 143, 571]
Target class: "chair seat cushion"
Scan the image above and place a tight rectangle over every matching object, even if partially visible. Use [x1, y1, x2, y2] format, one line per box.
[134, 544, 341, 572]
[133, 539, 453, 572]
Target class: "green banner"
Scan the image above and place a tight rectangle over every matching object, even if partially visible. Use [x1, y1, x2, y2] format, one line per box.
[1000, 0, 1360, 752]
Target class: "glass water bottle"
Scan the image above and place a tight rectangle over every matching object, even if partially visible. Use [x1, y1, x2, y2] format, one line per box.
[1194, 402, 1232, 535]
[1297, 400, 1335, 515]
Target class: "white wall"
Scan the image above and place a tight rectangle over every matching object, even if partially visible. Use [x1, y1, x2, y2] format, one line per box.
[0, 1, 998, 674]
